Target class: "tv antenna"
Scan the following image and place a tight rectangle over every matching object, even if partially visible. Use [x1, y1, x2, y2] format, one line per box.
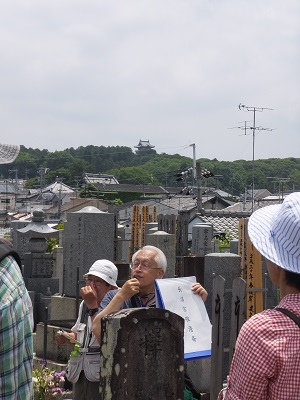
[231, 104, 274, 212]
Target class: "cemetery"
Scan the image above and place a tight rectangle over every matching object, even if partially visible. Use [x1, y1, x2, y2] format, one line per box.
[6, 201, 277, 399]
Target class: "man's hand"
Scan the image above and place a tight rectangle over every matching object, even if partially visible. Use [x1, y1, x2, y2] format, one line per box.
[54, 331, 76, 346]
[192, 283, 208, 302]
[92, 278, 140, 344]
[80, 284, 98, 309]
[118, 278, 140, 301]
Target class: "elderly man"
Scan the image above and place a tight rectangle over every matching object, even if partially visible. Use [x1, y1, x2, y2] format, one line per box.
[55, 259, 118, 400]
[92, 245, 208, 343]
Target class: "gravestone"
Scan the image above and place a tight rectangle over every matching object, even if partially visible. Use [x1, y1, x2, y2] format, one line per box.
[145, 231, 176, 278]
[115, 224, 130, 263]
[63, 206, 115, 297]
[204, 253, 241, 322]
[181, 256, 205, 284]
[204, 253, 241, 382]
[10, 220, 30, 260]
[145, 222, 158, 235]
[52, 247, 64, 294]
[191, 224, 213, 256]
[115, 262, 130, 287]
[100, 308, 185, 400]
[230, 239, 239, 255]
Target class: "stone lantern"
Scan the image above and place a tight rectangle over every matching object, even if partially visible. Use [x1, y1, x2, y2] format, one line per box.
[17, 209, 60, 295]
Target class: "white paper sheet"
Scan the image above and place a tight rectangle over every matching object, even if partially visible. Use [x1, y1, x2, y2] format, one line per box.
[155, 276, 211, 360]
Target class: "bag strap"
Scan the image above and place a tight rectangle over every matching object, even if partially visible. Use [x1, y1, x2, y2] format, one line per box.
[275, 307, 300, 328]
[79, 302, 90, 348]
[80, 302, 89, 324]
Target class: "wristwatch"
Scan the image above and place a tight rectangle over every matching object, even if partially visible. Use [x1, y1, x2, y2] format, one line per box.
[88, 307, 99, 317]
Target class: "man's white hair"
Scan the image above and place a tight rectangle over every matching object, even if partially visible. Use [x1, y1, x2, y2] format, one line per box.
[132, 245, 167, 272]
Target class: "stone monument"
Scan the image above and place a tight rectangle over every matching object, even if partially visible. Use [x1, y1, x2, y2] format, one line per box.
[100, 308, 185, 400]
[63, 206, 115, 297]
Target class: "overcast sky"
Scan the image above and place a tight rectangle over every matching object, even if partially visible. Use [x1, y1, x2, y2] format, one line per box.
[0, 0, 299, 161]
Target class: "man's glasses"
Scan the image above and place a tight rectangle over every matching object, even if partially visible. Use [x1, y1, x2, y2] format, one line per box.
[130, 261, 161, 271]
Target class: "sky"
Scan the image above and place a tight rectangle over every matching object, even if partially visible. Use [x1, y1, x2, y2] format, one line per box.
[0, 0, 299, 162]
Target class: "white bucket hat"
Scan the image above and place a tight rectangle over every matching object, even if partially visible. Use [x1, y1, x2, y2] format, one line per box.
[83, 259, 118, 287]
[248, 192, 300, 274]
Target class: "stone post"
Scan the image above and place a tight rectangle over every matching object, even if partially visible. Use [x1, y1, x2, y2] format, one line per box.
[100, 308, 185, 400]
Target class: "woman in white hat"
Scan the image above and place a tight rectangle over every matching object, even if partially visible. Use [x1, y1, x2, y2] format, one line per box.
[219, 192, 300, 399]
[55, 259, 118, 400]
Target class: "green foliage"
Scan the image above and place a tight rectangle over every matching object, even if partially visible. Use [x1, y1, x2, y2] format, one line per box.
[216, 230, 233, 248]
[106, 166, 155, 185]
[46, 223, 63, 253]
[112, 198, 123, 205]
[2, 145, 299, 197]
[79, 183, 102, 198]
[25, 177, 39, 189]
[46, 238, 59, 254]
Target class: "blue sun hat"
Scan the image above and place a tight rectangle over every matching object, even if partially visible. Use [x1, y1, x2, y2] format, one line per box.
[248, 192, 300, 274]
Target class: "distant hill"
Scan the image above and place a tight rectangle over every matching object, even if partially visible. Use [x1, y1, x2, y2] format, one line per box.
[1, 145, 299, 196]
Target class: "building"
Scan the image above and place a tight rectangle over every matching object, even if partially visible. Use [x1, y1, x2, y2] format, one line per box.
[134, 139, 155, 153]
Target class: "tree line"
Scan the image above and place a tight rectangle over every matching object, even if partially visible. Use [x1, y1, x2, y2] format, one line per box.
[1, 145, 299, 197]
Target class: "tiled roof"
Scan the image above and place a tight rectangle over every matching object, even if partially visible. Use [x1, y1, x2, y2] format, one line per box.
[42, 181, 76, 194]
[199, 215, 240, 239]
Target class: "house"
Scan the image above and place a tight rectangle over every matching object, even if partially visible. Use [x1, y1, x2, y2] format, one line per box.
[0, 180, 17, 212]
[43, 197, 109, 222]
[15, 181, 77, 215]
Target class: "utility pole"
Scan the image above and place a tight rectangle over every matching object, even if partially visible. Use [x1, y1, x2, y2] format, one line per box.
[196, 162, 202, 212]
[237, 103, 273, 212]
[190, 143, 196, 188]
[37, 167, 50, 191]
[56, 177, 63, 221]
[8, 169, 19, 191]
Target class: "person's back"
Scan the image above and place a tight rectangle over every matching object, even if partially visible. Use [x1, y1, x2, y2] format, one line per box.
[224, 294, 300, 399]
[0, 250, 33, 399]
[219, 192, 300, 399]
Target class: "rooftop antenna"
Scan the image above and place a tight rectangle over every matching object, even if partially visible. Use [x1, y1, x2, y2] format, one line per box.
[231, 104, 273, 212]
[266, 177, 290, 202]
